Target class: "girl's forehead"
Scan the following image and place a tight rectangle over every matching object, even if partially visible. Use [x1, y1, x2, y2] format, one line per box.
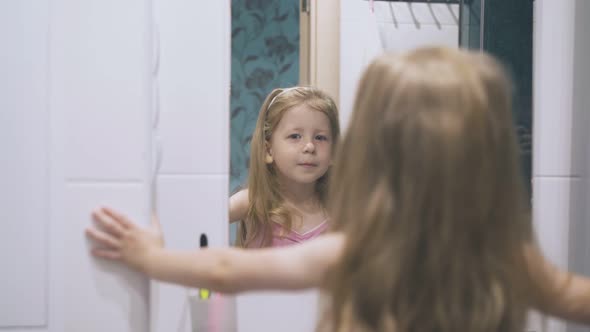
[276, 104, 332, 129]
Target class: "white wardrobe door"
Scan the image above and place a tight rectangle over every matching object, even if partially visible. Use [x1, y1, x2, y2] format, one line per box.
[50, 0, 153, 331]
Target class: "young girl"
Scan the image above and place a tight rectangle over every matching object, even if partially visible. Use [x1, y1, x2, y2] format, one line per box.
[230, 86, 340, 248]
[87, 47, 590, 330]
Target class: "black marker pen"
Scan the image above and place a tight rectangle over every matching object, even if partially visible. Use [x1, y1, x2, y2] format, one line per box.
[198, 233, 211, 300]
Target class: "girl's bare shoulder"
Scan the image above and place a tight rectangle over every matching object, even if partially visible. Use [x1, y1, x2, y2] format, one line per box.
[229, 189, 249, 222]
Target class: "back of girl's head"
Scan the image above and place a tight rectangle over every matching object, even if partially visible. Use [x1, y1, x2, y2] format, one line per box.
[239, 86, 339, 247]
[324, 47, 532, 331]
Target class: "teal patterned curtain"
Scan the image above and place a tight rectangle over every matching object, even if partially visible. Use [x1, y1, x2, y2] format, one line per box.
[230, 0, 300, 194]
[229, 0, 300, 242]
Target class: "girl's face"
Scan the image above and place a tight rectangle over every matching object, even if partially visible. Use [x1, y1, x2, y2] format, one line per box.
[267, 104, 333, 187]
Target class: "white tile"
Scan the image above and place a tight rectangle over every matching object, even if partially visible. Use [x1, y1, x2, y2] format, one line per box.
[531, 176, 585, 332]
[157, 18, 228, 119]
[532, 0, 576, 177]
[64, 183, 150, 332]
[150, 282, 237, 332]
[150, 3, 230, 331]
[151, 175, 228, 332]
[532, 99, 576, 178]
[339, 14, 459, 131]
[532, 177, 581, 270]
[155, 175, 228, 248]
[150, 282, 192, 332]
[373, 2, 395, 23]
[339, 18, 383, 130]
[341, 0, 371, 20]
[378, 22, 459, 52]
[158, 110, 228, 174]
[155, 0, 229, 175]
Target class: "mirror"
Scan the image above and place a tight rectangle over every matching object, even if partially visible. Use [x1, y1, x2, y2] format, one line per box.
[458, 0, 533, 193]
[228, 0, 535, 247]
[229, 0, 303, 245]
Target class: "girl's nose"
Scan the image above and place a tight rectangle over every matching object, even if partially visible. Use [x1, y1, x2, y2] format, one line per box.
[303, 141, 315, 153]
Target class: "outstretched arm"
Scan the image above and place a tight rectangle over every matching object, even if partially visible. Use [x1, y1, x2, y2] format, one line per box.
[525, 244, 590, 323]
[86, 207, 344, 293]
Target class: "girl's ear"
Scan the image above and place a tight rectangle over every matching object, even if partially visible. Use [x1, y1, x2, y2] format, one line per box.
[265, 154, 274, 164]
[265, 142, 273, 164]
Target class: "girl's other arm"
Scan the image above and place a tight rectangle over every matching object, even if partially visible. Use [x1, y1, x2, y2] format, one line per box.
[87, 207, 344, 293]
[229, 189, 249, 223]
[525, 244, 590, 323]
[147, 233, 345, 293]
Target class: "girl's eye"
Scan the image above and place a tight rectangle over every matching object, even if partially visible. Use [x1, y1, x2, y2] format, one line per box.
[288, 133, 301, 139]
[315, 135, 328, 141]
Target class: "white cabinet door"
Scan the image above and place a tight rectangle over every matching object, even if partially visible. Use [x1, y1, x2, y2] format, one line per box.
[1, 1, 153, 331]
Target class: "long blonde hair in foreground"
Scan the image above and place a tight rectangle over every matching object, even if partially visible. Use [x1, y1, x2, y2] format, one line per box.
[238, 87, 340, 248]
[323, 47, 533, 331]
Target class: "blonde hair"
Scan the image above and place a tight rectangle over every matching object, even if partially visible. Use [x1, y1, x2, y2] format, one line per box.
[323, 47, 533, 331]
[238, 86, 340, 247]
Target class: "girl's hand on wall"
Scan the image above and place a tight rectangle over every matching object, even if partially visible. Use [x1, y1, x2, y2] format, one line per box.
[86, 207, 164, 273]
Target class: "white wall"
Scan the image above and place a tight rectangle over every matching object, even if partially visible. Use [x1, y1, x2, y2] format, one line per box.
[150, 1, 230, 331]
[340, 0, 459, 129]
[0, 1, 230, 331]
[0, 1, 50, 327]
[533, 1, 590, 332]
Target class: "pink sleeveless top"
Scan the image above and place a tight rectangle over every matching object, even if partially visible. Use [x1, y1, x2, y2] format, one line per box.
[248, 219, 329, 248]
